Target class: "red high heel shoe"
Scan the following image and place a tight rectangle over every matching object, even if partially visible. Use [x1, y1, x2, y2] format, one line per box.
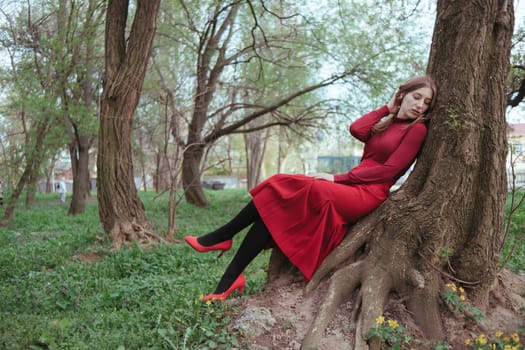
[202, 274, 246, 302]
[184, 236, 232, 257]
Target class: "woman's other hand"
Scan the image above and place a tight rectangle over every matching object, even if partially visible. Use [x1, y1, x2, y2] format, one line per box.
[309, 173, 334, 181]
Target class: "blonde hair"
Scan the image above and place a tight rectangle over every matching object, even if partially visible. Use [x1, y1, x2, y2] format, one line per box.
[371, 75, 438, 134]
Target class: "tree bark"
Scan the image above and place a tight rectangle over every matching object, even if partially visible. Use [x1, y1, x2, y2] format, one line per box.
[68, 136, 92, 215]
[25, 170, 38, 206]
[244, 121, 269, 190]
[294, 1, 515, 348]
[97, 0, 162, 247]
[182, 144, 209, 207]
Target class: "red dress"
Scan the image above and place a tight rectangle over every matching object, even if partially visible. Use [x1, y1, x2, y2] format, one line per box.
[250, 106, 427, 281]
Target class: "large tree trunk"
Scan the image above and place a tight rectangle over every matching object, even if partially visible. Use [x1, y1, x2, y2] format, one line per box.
[97, 0, 161, 247]
[288, 1, 515, 349]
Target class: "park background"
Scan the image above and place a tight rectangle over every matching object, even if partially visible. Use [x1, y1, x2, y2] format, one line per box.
[0, 1, 524, 349]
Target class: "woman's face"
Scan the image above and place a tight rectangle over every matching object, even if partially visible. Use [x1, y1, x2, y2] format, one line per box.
[397, 87, 433, 120]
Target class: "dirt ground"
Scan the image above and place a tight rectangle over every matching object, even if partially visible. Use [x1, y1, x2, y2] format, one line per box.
[230, 270, 525, 350]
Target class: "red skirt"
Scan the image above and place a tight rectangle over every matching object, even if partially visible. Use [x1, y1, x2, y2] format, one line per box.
[250, 174, 389, 281]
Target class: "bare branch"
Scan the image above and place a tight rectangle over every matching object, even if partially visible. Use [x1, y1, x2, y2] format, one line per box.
[204, 71, 354, 143]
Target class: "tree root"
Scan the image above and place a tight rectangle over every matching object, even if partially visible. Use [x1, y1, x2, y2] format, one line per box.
[267, 248, 302, 284]
[300, 247, 447, 350]
[132, 222, 166, 244]
[354, 264, 392, 350]
[111, 220, 166, 250]
[302, 262, 364, 350]
[307, 220, 378, 293]
[295, 200, 453, 349]
[302, 260, 393, 350]
[407, 283, 445, 341]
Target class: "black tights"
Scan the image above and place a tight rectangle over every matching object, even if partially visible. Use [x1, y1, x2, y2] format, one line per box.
[199, 201, 273, 294]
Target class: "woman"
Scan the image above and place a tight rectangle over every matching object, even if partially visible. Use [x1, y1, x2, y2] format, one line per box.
[185, 75, 437, 301]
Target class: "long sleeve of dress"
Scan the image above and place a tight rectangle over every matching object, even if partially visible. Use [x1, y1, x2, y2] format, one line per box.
[333, 123, 427, 185]
[332, 102, 428, 187]
[349, 105, 390, 142]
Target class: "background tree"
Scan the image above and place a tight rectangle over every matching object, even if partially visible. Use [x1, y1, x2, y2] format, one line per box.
[57, 0, 105, 215]
[55, 0, 105, 215]
[508, 17, 525, 107]
[0, 2, 66, 224]
[149, 0, 429, 208]
[0, 0, 104, 223]
[96, 0, 162, 246]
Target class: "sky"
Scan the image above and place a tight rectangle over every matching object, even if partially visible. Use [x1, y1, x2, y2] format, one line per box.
[518, 0, 525, 21]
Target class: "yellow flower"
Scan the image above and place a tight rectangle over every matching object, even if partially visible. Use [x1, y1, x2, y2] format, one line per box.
[511, 332, 520, 343]
[459, 287, 465, 293]
[465, 338, 471, 345]
[199, 294, 205, 300]
[476, 334, 487, 345]
[459, 295, 466, 301]
[209, 308, 214, 314]
[446, 283, 457, 292]
[503, 337, 511, 342]
[504, 345, 511, 350]
[375, 316, 385, 325]
[495, 331, 504, 338]
[205, 300, 212, 306]
[387, 319, 398, 328]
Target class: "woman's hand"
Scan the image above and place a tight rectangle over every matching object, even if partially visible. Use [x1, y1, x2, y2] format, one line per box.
[309, 173, 334, 181]
[387, 92, 402, 114]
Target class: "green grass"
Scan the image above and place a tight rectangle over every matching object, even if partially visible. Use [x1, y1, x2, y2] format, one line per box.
[502, 191, 525, 273]
[0, 190, 523, 349]
[0, 189, 269, 350]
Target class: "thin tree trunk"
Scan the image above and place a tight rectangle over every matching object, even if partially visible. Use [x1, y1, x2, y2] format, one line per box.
[0, 118, 50, 226]
[0, 167, 32, 226]
[68, 137, 92, 215]
[25, 170, 39, 206]
[245, 125, 269, 190]
[44, 156, 57, 193]
[182, 145, 208, 207]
